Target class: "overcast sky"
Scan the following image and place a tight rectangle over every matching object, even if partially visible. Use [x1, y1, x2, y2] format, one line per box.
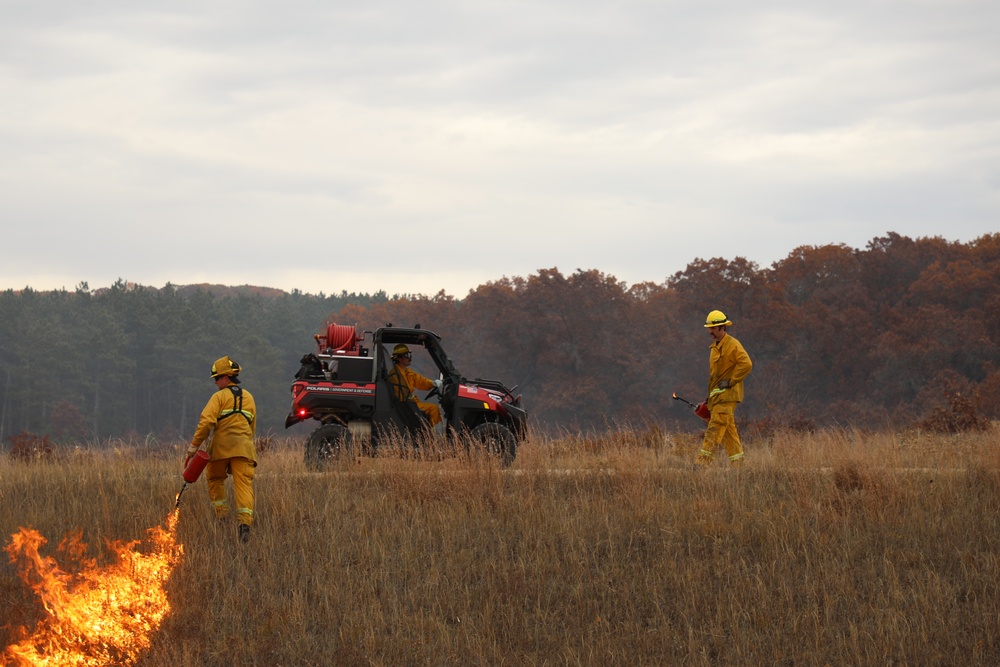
[2, 1, 998, 297]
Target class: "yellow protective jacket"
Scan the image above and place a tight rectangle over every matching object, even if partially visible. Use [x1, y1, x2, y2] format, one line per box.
[707, 333, 752, 408]
[191, 386, 257, 464]
[388, 365, 434, 402]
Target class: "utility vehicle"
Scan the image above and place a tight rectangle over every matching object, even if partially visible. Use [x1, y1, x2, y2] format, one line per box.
[285, 323, 527, 470]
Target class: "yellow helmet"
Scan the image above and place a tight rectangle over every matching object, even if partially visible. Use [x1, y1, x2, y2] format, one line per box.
[392, 344, 411, 358]
[210, 356, 241, 379]
[704, 310, 733, 328]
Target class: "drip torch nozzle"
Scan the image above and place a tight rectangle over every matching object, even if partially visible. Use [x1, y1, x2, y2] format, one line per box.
[175, 484, 188, 508]
[672, 392, 696, 408]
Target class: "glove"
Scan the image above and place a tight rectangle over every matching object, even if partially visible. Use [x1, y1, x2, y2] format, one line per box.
[716, 379, 732, 389]
[433, 379, 444, 390]
[183, 445, 198, 469]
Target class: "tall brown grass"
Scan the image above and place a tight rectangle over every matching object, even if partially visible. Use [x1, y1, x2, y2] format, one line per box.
[2, 425, 999, 666]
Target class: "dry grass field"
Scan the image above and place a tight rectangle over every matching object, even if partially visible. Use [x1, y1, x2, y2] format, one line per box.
[2, 426, 1000, 666]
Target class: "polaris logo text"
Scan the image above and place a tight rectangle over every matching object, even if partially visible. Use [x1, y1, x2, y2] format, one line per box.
[305, 386, 375, 394]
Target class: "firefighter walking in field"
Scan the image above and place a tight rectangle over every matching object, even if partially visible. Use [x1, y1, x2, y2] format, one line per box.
[698, 310, 752, 467]
[185, 356, 257, 542]
[388, 344, 443, 426]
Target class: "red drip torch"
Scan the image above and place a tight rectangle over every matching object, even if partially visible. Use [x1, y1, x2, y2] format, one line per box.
[176, 450, 211, 507]
[672, 393, 710, 422]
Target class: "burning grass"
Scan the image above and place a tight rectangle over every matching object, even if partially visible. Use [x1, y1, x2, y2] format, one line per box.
[2, 426, 999, 665]
[4, 514, 182, 666]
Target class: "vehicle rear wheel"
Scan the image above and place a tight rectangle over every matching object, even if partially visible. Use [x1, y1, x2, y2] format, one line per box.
[469, 422, 516, 467]
[305, 423, 352, 471]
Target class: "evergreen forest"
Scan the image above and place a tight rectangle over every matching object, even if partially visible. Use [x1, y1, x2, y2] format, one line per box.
[2, 232, 998, 446]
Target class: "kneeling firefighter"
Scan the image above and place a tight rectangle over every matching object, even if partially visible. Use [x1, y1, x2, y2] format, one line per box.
[185, 356, 257, 542]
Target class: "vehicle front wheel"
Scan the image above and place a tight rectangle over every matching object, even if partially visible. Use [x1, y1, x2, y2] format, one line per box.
[304, 423, 352, 471]
[469, 422, 517, 467]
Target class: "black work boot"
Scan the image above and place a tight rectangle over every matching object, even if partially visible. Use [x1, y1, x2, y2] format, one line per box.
[238, 524, 250, 543]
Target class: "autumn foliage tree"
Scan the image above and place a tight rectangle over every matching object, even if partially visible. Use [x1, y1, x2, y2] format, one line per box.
[322, 233, 1000, 433]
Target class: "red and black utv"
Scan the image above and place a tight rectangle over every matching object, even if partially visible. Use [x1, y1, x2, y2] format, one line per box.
[285, 323, 527, 470]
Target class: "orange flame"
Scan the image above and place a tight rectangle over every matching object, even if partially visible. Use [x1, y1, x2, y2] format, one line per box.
[3, 511, 184, 666]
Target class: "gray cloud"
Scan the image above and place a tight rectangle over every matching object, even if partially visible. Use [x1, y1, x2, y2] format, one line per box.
[2, 0, 998, 296]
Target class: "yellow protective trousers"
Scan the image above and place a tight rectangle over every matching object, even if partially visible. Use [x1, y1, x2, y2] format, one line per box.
[415, 399, 442, 426]
[698, 401, 744, 466]
[206, 456, 256, 526]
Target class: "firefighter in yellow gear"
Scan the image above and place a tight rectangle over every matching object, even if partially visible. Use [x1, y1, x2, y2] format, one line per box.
[387, 344, 442, 426]
[697, 310, 752, 467]
[186, 356, 257, 542]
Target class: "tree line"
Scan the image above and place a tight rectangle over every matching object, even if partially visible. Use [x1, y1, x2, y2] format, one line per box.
[2, 232, 998, 445]
[325, 232, 1000, 433]
[0, 283, 390, 444]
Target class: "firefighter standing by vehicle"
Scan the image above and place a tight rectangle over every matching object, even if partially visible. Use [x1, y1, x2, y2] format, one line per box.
[185, 356, 257, 542]
[698, 310, 752, 467]
[388, 344, 443, 426]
